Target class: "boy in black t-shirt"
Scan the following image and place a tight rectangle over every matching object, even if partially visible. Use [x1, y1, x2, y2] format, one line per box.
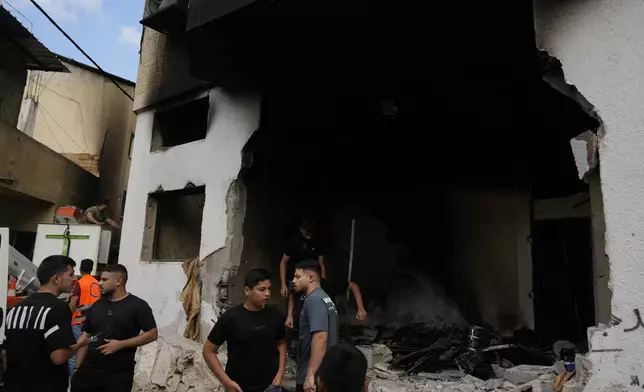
[203, 269, 287, 392]
[3, 255, 89, 392]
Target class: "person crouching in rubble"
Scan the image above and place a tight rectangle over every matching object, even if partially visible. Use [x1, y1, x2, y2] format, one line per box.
[292, 260, 340, 392]
[203, 268, 287, 392]
[318, 343, 369, 392]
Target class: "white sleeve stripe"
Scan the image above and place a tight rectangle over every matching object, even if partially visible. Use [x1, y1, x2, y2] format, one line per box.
[33, 307, 44, 329]
[25, 307, 34, 329]
[12, 307, 22, 329]
[18, 306, 29, 329]
[43, 325, 60, 339]
[39, 308, 52, 330]
[6, 308, 14, 330]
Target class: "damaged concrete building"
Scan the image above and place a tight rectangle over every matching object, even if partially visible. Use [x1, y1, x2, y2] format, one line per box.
[122, 0, 643, 391]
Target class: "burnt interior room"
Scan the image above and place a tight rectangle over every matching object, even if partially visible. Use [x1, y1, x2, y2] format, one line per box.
[185, 0, 602, 348]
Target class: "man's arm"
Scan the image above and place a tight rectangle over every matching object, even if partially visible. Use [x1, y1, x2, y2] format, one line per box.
[74, 344, 88, 369]
[285, 294, 295, 328]
[273, 340, 287, 386]
[203, 341, 242, 392]
[99, 301, 158, 354]
[50, 335, 89, 365]
[306, 331, 328, 389]
[279, 254, 290, 297]
[348, 282, 367, 321]
[304, 298, 331, 392]
[318, 255, 327, 279]
[106, 218, 121, 229]
[86, 211, 102, 225]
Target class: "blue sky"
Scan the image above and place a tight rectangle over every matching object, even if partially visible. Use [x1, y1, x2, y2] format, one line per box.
[6, 0, 143, 81]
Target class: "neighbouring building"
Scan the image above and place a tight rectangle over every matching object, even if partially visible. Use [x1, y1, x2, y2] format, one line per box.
[18, 55, 137, 238]
[122, 1, 643, 391]
[0, 5, 97, 259]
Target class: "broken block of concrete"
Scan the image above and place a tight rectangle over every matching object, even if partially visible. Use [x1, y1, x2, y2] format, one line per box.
[504, 365, 554, 386]
[418, 370, 466, 381]
[485, 379, 504, 390]
[562, 383, 584, 392]
[461, 374, 486, 388]
[133, 334, 222, 392]
[358, 344, 394, 369]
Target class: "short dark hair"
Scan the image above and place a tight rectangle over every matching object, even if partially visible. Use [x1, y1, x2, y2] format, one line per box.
[105, 264, 128, 281]
[99, 198, 109, 206]
[319, 343, 368, 392]
[244, 268, 272, 289]
[295, 259, 320, 276]
[80, 259, 94, 274]
[37, 255, 76, 285]
[301, 218, 317, 234]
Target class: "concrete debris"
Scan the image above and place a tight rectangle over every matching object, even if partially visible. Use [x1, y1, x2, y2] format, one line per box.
[503, 365, 554, 386]
[358, 343, 394, 368]
[561, 383, 583, 392]
[419, 370, 466, 381]
[485, 379, 504, 390]
[133, 335, 223, 392]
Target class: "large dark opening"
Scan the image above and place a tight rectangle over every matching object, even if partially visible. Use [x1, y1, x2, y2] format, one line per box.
[231, 84, 596, 345]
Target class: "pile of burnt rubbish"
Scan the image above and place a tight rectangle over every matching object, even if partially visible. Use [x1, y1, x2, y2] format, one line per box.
[341, 324, 588, 392]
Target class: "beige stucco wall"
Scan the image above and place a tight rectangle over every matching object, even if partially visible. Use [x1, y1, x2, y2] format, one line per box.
[0, 119, 98, 231]
[22, 61, 136, 221]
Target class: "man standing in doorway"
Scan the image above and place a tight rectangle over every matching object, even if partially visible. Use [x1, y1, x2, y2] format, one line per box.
[81, 199, 120, 229]
[3, 255, 89, 392]
[203, 268, 287, 392]
[280, 219, 326, 298]
[292, 260, 339, 392]
[279, 219, 327, 356]
[71, 264, 158, 392]
[68, 258, 101, 375]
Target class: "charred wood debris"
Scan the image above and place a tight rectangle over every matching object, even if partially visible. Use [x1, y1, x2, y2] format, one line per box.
[341, 323, 558, 379]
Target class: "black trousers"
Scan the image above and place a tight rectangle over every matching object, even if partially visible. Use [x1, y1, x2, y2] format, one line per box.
[70, 365, 134, 392]
[296, 385, 304, 392]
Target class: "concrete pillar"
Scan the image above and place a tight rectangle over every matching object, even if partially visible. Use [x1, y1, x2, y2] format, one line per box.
[535, 0, 644, 390]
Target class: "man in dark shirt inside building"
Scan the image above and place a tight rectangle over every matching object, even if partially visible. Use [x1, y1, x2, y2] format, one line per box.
[3, 255, 89, 392]
[203, 268, 287, 392]
[292, 260, 339, 392]
[71, 264, 158, 392]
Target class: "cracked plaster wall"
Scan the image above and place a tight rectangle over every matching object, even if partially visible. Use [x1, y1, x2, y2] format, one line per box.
[535, 0, 644, 390]
[119, 88, 260, 338]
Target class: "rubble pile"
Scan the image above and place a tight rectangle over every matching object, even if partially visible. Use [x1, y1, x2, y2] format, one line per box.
[340, 324, 586, 392]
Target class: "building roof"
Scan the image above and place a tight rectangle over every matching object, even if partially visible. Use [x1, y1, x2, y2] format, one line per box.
[0, 6, 69, 72]
[55, 54, 136, 87]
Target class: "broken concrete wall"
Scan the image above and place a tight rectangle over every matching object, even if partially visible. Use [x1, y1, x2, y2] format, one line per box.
[444, 185, 532, 332]
[535, 0, 644, 390]
[119, 88, 260, 338]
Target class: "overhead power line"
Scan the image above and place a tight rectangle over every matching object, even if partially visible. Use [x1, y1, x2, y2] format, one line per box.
[27, 0, 135, 102]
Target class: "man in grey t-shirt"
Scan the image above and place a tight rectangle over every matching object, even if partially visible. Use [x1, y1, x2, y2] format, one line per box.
[292, 260, 339, 392]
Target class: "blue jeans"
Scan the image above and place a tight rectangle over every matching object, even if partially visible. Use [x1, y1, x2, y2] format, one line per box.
[68, 324, 83, 376]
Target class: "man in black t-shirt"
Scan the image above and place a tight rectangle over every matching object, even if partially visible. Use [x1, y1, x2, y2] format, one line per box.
[71, 264, 158, 392]
[279, 219, 327, 298]
[3, 255, 89, 392]
[203, 268, 287, 392]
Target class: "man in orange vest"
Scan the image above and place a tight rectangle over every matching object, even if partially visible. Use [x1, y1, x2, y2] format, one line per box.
[68, 259, 101, 376]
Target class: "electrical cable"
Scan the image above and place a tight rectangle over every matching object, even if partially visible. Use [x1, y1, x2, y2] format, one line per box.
[27, 0, 134, 102]
[39, 104, 93, 156]
[40, 107, 66, 153]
